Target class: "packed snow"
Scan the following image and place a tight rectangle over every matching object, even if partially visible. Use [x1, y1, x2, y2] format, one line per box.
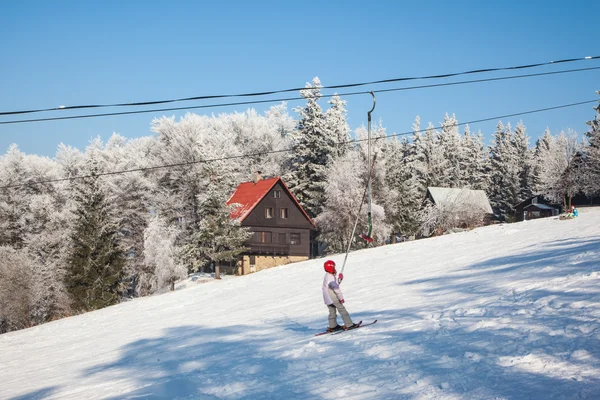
[1, 209, 600, 399]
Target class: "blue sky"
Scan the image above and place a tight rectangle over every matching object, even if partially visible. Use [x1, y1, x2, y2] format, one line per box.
[1, 0, 599, 157]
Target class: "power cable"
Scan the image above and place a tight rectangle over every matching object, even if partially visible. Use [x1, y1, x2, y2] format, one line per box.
[0, 55, 598, 117]
[1, 66, 599, 126]
[1, 98, 596, 190]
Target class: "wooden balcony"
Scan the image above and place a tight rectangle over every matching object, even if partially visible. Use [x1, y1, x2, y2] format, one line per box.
[246, 243, 290, 255]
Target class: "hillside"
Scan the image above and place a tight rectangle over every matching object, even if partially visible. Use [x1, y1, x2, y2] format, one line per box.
[1, 209, 600, 399]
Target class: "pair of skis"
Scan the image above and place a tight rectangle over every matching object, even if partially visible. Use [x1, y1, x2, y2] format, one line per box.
[315, 320, 377, 336]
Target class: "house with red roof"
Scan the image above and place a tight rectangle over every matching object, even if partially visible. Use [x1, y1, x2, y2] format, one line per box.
[227, 172, 316, 275]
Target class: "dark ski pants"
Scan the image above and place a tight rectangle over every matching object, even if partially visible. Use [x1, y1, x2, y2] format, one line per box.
[327, 300, 353, 328]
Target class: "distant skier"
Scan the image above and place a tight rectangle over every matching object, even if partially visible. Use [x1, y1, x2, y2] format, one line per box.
[322, 260, 358, 332]
[573, 207, 579, 217]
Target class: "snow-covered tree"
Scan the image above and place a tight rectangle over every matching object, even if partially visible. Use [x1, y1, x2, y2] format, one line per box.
[488, 122, 519, 219]
[438, 113, 466, 188]
[316, 148, 388, 252]
[0, 246, 34, 333]
[462, 126, 490, 191]
[287, 77, 336, 218]
[325, 94, 352, 157]
[582, 91, 600, 194]
[143, 216, 187, 292]
[535, 129, 582, 208]
[382, 136, 422, 238]
[182, 177, 251, 273]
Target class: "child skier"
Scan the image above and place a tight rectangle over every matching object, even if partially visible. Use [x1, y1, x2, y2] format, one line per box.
[322, 260, 358, 332]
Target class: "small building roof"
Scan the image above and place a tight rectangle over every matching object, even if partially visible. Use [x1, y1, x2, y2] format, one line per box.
[227, 176, 315, 227]
[427, 187, 493, 214]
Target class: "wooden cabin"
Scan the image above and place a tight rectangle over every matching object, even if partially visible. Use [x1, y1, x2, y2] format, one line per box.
[227, 174, 315, 274]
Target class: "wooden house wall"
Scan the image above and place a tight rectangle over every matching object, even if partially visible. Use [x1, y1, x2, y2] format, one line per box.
[241, 182, 313, 258]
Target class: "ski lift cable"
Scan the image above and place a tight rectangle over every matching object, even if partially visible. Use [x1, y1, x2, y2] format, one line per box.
[1, 55, 598, 117]
[1, 66, 599, 125]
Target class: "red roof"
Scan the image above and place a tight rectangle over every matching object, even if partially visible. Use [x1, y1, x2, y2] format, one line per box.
[227, 177, 315, 226]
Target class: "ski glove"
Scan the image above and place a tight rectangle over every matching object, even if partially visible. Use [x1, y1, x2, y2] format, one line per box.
[339, 299, 345, 304]
[337, 273, 344, 284]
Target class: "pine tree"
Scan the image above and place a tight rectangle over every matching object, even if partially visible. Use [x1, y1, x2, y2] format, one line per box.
[287, 77, 336, 218]
[325, 94, 352, 157]
[512, 121, 535, 202]
[65, 154, 125, 312]
[462, 127, 490, 191]
[489, 122, 519, 219]
[183, 177, 251, 273]
[583, 91, 600, 194]
[383, 137, 422, 239]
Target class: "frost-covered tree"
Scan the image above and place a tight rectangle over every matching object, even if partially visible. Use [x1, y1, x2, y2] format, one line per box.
[183, 176, 251, 273]
[489, 122, 519, 219]
[143, 216, 187, 292]
[536, 129, 581, 208]
[325, 94, 352, 157]
[408, 121, 447, 192]
[316, 148, 388, 252]
[382, 137, 422, 238]
[583, 92, 600, 194]
[438, 113, 467, 188]
[0, 246, 34, 333]
[462, 127, 490, 191]
[101, 134, 155, 297]
[512, 121, 535, 202]
[287, 77, 336, 218]
[65, 153, 126, 311]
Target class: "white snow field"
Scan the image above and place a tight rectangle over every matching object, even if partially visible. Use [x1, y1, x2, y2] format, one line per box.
[1, 208, 600, 399]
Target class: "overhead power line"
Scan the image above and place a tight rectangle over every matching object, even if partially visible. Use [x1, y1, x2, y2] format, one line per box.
[1, 98, 596, 190]
[0, 55, 598, 117]
[1, 66, 599, 126]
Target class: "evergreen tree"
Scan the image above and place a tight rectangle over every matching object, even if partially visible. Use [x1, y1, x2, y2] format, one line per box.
[383, 137, 422, 239]
[462, 127, 490, 191]
[65, 154, 125, 312]
[438, 113, 466, 187]
[489, 122, 519, 219]
[325, 94, 352, 157]
[583, 91, 600, 194]
[512, 121, 535, 202]
[183, 176, 251, 273]
[287, 77, 335, 218]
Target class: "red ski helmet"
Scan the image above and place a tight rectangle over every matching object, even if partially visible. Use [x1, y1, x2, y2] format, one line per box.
[324, 260, 336, 274]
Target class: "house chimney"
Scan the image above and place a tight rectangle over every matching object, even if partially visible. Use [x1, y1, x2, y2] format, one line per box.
[253, 170, 262, 184]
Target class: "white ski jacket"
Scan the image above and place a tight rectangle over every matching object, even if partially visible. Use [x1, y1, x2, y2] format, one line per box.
[322, 272, 344, 305]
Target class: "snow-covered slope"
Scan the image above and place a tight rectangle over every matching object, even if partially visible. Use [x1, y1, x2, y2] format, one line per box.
[2, 209, 600, 399]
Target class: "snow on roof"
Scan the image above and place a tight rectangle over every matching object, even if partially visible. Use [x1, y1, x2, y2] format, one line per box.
[427, 186, 493, 214]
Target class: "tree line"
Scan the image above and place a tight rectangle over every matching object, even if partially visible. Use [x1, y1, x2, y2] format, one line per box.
[0, 79, 598, 334]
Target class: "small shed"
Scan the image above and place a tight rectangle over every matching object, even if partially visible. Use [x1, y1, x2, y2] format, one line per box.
[523, 203, 558, 220]
[515, 196, 561, 221]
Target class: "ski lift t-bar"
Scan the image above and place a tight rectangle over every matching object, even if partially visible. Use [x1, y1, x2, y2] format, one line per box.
[338, 92, 376, 284]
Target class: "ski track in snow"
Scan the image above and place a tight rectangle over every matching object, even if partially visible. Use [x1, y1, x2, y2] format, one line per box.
[1, 209, 600, 399]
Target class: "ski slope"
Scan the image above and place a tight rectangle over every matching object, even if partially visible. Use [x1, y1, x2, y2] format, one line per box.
[2, 208, 600, 399]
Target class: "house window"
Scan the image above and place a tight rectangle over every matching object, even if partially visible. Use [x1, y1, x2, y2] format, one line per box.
[273, 190, 281, 198]
[278, 233, 286, 243]
[254, 231, 272, 243]
[290, 233, 301, 245]
[280, 208, 288, 219]
[265, 207, 274, 219]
